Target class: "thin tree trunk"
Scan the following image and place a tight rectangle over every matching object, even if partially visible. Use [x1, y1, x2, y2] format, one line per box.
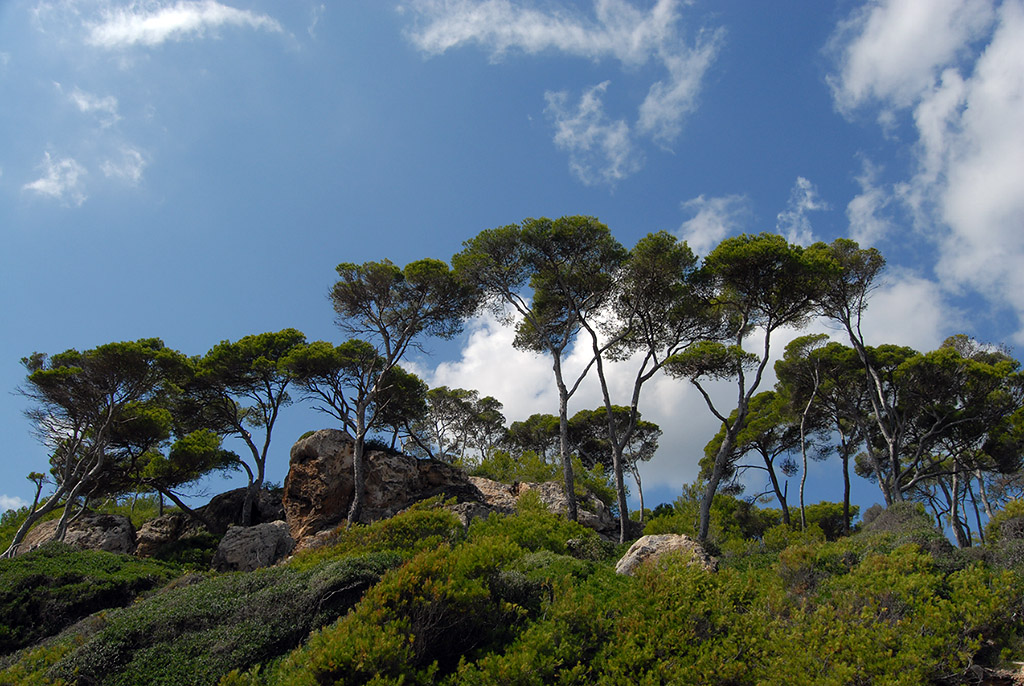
[553, 355, 578, 522]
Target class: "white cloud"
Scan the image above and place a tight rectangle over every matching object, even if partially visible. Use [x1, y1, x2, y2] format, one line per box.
[101, 146, 147, 185]
[857, 270, 951, 352]
[829, 0, 1024, 342]
[23, 152, 88, 205]
[544, 82, 642, 186]
[637, 34, 721, 145]
[402, 0, 720, 184]
[827, 0, 995, 118]
[776, 176, 829, 246]
[846, 157, 895, 246]
[87, 0, 283, 49]
[675, 193, 750, 257]
[68, 86, 121, 126]
[0, 494, 28, 512]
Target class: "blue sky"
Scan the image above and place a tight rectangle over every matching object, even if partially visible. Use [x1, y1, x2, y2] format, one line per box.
[2, 0, 1023, 518]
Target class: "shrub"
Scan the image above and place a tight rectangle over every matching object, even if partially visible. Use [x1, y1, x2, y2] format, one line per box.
[290, 498, 465, 570]
[262, 536, 533, 685]
[45, 551, 400, 685]
[466, 490, 606, 558]
[0, 542, 178, 655]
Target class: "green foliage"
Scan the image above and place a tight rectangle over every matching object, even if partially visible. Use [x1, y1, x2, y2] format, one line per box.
[467, 490, 607, 559]
[290, 498, 465, 571]
[470, 450, 616, 509]
[46, 551, 400, 685]
[259, 537, 532, 685]
[0, 543, 178, 654]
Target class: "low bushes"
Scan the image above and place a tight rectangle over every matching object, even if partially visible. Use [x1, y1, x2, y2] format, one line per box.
[0, 542, 178, 655]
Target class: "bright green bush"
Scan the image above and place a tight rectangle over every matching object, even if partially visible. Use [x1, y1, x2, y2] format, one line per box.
[466, 489, 608, 558]
[44, 551, 400, 685]
[289, 498, 465, 571]
[260, 536, 534, 685]
[471, 451, 616, 508]
[0, 542, 178, 655]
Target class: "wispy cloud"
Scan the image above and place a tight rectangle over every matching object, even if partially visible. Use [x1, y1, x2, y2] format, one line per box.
[402, 0, 721, 185]
[23, 152, 88, 205]
[63, 85, 121, 126]
[545, 82, 641, 186]
[846, 157, 895, 246]
[87, 0, 283, 49]
[102, 146, 147, 185]
[676, 194, 750, 257]
[828, 0, 1024, 342]
[776, 176, 829, 246]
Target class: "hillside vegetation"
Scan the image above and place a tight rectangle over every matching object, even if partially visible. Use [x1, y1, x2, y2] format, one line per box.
[2, 494, 1024, 685]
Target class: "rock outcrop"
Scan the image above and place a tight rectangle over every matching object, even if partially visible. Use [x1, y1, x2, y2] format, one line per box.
[19, 513, 136, 556]
[134, 487, 285, 558]
[283, 429, 484, 541]
[211, 520, 295, 572]
[614, 533, 718, 576]
[469, 477, 620, 540]
[134, 512, 207, 558]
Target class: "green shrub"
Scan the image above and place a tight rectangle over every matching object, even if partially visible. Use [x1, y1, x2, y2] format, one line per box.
[466, 490, 606, 558]
[0, 542, 178, 655]
[262, 536, 533, 685]
[290, 498, 464, 570]
[45, 551, 400, 685]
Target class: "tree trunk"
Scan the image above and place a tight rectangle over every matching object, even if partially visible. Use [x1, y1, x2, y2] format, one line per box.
[348, 409, 369, 526]
[612, 446, 629, 544]
[1, 489, 66, 558]
[553, 356, 578, 522]
[764, 455, 790, 527]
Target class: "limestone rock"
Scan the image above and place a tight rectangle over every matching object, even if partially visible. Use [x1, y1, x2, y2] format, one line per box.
[135, 512, 207, 558]
[20, 513, 136, 555]
[283, 429, 484, 542]
[211, 520, 295, 572]
[614, 534, 718, 576]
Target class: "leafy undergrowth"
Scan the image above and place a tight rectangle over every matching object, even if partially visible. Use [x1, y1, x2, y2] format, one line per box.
[3, 498, 1024, 685]
[0, 542, 178, 655]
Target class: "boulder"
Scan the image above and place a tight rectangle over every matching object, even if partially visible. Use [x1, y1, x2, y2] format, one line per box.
[283, 429, 484, 542]
[614, 534, 718, 576]
[20, 513, 136, 555]
[211, 520, 295, 572]
[135, 512, 207, 558]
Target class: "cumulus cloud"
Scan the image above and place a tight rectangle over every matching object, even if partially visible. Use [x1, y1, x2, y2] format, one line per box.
[675, 193, 750, 257]
[827, 0, 995, 117]
[401, 0, 721, 184]
[829, 0, 1024, 342]
[858, 270, 952, 352]
[544, 82, 642, 186]
[87, 0, 283, 49]
[23, 152, 88, 205]
[102, 146, 147, 184]
[0, 494, 28, 512]
[775, 176, 829, 246]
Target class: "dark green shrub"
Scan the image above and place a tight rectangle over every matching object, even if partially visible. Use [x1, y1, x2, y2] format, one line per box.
[0, 542, 177, 655]
[46, 551, 400, 685]
[149, 532, 221, 570]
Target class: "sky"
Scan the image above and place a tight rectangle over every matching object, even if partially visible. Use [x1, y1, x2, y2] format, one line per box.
[2, 0, 1023, 520]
